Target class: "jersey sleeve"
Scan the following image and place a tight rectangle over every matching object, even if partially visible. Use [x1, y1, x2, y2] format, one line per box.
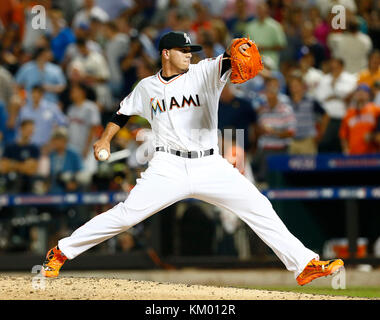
[197, 54, 231, 89]
[117, 81, 145, 117]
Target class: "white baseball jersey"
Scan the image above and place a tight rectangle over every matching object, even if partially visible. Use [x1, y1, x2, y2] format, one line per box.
[118, 54, 231, 152]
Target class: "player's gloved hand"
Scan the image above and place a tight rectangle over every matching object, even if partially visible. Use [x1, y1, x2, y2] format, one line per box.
[229, 37, 264, 84]
[93, 139, 111, 161]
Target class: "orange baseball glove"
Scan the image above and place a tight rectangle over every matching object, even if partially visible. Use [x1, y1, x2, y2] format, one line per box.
[229, 38, 263, 84]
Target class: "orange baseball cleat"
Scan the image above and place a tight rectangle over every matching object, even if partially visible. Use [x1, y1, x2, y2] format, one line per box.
[296, 258, 344, 286]
[41, 246, 67, 278]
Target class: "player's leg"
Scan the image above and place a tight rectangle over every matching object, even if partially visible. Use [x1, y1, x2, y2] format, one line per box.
[42, 152, 189, 276]
[191, 154, 319, 277]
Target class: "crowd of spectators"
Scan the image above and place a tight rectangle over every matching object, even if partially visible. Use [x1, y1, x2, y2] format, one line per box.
[0, 0, 380, 194]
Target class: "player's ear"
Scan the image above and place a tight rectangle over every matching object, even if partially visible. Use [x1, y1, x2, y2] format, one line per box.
[162, 49, 170, 59]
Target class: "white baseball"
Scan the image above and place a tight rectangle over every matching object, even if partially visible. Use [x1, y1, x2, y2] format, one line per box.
[98, 149, 109, 161]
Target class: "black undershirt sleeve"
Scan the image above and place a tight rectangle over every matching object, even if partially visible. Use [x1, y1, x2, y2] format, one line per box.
[109, 112, 131, 128]
[221, 51, 231, 78]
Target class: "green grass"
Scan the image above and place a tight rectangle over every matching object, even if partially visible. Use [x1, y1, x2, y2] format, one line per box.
[243, 286, 380, 299]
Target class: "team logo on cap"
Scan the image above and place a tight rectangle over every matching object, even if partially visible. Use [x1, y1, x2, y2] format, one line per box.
[184, 33, 191, 44]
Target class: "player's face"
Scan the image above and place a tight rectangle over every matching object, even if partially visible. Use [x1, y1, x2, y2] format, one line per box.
[168, 47, 192, 72]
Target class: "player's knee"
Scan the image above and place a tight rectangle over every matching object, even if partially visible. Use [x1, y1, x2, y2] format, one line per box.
[116, 202, 143, 229]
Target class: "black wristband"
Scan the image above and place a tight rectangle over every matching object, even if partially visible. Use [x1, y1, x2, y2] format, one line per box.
[109, 112, 130, 128]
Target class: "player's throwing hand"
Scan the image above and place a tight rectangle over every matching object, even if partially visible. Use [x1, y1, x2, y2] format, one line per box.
[93, 139, 110, 161]
[93, 122, 121, 161]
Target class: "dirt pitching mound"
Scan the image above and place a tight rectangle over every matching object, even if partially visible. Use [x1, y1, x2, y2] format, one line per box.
[0, 275, 357, 300]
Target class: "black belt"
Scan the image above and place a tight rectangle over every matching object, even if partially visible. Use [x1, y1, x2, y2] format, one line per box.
[155, 146, 214, 158]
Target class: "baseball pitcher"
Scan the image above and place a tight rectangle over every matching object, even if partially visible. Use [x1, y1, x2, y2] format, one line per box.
[41, 32, 343, 286]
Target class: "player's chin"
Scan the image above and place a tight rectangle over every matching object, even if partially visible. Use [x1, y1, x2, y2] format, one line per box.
[178, 67, 189, 74]
[182, 61, 190, 69]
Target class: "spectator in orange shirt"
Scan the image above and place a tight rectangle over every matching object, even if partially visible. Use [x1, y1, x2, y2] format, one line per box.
[0, 0, 26, 40]
[0, 0, 19, 28]
[339, 84, 380, 155]
[357, 49, 380, 90]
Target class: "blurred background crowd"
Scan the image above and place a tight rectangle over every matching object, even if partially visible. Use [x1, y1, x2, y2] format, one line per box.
[0, 0, 380, 255]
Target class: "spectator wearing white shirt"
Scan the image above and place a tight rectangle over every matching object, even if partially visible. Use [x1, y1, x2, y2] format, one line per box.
[67, 82, 101, 176]
[315, 58, 357, 152]
[62, 24, 103, 72]
[327, 18, 373, 75]
[299, 51, 324, 99]
[68, 38, 112, 111]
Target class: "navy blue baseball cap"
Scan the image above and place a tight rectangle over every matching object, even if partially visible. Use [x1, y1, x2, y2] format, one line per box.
[158, 31, 202, 54]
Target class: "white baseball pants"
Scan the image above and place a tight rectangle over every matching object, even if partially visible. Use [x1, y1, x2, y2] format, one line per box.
[58, 151, 318, 277]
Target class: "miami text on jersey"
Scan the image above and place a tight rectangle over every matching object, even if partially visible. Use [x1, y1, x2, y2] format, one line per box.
[150, 94, 201, 119]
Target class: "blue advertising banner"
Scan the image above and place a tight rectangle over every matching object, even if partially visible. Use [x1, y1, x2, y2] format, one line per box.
[267, 154, 380, 172]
